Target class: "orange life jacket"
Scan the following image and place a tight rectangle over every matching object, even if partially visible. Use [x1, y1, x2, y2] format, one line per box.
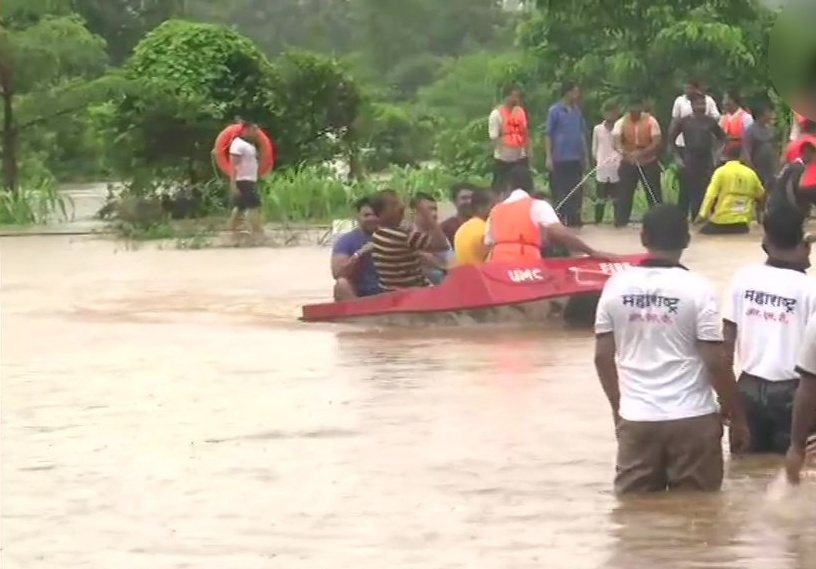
[488, 197, 542, 263]
[721, 109, 747, 142]
[619, 113, 654, 152]
[499, 105, 528, 148]
[786, 134, 816, 163]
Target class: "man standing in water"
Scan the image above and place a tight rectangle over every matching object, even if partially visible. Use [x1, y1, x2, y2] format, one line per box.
[669, 94, 726, 222]
[227, 122, 264, 237]
[594, 204, 749, 494]
[723, 203, 816, 455]
[671, 78, 720, 150]
[545, 82, 588, 227]
[742, 104, 778, 193]
[612, 98, 663, 227]
[489, 88, 532, 192]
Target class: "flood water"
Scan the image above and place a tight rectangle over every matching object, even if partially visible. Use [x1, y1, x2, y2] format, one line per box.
[2, 227, 815, 569]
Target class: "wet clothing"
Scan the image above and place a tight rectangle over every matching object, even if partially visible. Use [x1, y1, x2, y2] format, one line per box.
[725, 259, 816, 454]
[615, 413, 724, 494]
[698, 160, 764, 225]
[332, 228, 380, 296]
[491, 157, 533, 192]
[233, 180, 261, 210]
[616, 161, 662, 226]
[768, 160, 806, 213]
[743, 122, 778, 191]
[370, 225, 432, 290]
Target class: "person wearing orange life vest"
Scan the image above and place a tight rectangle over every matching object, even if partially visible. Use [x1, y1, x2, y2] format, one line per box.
[484, 167, 618, 263]
[612, 98, 663, 227]
[719, 92, 753, 158]
[488, 87, 533, 193]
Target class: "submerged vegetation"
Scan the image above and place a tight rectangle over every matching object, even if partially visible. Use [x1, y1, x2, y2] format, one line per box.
[0, 0, 781, 235]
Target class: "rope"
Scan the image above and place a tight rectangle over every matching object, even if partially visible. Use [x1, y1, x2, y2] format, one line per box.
[552, 156, 616, 212]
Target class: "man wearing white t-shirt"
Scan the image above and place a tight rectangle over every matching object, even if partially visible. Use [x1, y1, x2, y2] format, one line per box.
[785, 315, 816, 484]
[724, 204, 816, 454]
[670, 79, 721, 148]
[227, 122, 263, 236]
[594, 204, 749, 494]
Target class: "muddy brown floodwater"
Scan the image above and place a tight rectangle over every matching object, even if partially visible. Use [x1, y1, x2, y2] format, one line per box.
[2, 227, 815, 569]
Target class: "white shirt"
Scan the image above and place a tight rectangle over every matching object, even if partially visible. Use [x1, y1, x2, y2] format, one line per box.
[595, 265, 722, 422]
[724, 264, 816, 380]
[483, 189, 559, 246]
[671, 94, 721, 146]
[592, 123, 621, 182]
[228, 137, 259, 181]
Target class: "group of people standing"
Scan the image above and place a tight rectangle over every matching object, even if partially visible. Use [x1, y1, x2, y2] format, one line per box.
[490, 80, 816, 233]
[595, 201, 816, 493]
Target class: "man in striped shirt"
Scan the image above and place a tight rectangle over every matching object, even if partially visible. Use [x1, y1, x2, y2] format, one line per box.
[370, 189, 450, 290]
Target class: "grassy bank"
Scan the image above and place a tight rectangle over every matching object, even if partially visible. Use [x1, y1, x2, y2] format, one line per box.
[0, 179, 74, 226]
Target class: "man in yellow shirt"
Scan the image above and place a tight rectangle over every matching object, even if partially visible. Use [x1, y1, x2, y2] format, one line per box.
[453, 189, 494, 266]
[696, 145, 764, 234]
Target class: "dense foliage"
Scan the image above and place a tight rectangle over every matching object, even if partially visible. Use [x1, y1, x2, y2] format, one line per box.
[0, 0, 787, 224]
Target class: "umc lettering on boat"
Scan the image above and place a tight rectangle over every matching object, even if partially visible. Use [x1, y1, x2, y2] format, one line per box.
[599, 262, 632, 275]
[507, 268, 544, 283]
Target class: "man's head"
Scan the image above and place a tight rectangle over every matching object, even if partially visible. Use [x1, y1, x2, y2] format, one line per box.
[410, 191, 438, 223]
[602, 101, 620, 123]
[802, 119, 816, 135]
[690, 93, 707, 116]
[504, 87, 521, 108]
[763, 202, 807, 261]
[724, 91, 741, 113]
[504, 165, 533, 196]
[562, 82, 580, 105]
[449, 182, 474, 218]
[641, 204, 690, 257]
[724, 143, 742, 161]
[240, 121, 259, 142]
[370, 189, 402, 227]
[756, 104, 774, 124]
[354, 196, 378, 234]
[470, 189, 494, 220]
[627, 99, 644, 120]
[802, 141, 816, 164]
[684, 78, 701, 99]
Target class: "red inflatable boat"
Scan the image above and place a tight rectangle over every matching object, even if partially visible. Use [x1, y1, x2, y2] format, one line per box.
[301, 254, 647, 324]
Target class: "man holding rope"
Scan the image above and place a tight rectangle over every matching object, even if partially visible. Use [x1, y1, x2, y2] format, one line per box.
[612, 98, 663, 227]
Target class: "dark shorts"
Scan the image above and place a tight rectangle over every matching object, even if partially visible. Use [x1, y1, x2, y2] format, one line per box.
[615, 413, 723, 494]
[738, 372, 798, 454]
[699, 222, 750, 235]
[357, 287, 381, 298]
[233, 180, 261, 211]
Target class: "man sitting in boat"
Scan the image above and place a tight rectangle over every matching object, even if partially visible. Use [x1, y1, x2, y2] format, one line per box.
[370, 189, 450, 290]
[485, 166, 617, 262]
[410, 192, 454, 284]
[331, 196, 381, 301]
[453, 188, 495, 266]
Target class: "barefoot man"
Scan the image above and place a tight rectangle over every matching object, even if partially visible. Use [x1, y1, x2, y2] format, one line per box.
[227, 122, 264, 237]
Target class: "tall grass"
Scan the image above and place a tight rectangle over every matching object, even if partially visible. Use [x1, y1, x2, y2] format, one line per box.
[0, 178, 74, 226]
[252, 163, 679, 224]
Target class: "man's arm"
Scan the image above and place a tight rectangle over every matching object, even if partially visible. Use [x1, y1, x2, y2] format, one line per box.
[698, 169, 722, 220]
[668, 118, 683, 160]
[707, 95, 722, 120]
[488, 109, 501, 144]
[330, 235, 365, 280]
[228, 146, 242, 190]
[594, 285, 620, 423]
[611, 118, 624, 155]
[643, 116, 662, 157]
[721, 276, 741, 370]
[696, 285, 748, 431]
[740, 126, 754, 166]
[591, 126, 599, 165]
[533, 200, 603, 256]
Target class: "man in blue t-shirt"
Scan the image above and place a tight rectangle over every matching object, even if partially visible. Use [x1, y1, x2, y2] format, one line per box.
[331, 196, 381, 300]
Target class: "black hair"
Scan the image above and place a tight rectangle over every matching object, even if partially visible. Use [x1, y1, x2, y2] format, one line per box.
[688, 92, 706, 104]
[641, 204, 690, 251]
[470, 189, 492, 210]
[449, 182, 473, 201]
[686, 78, 701, 89]
[763, 202, 805, 250]
[726, 91, 742, 106]
[505, 165, 533, 193]
[410, 191, 436, 208]
[353, 196, 372, 212]
[504, 85, 521, 97]
[802, 119, 816, 134]
[561, 81, 578, 96]
[724, 144, 742, 160]
[370, 189, 396, 216]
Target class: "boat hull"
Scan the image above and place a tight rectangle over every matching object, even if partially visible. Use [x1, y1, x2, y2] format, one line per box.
[301, 254, 647, 324]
